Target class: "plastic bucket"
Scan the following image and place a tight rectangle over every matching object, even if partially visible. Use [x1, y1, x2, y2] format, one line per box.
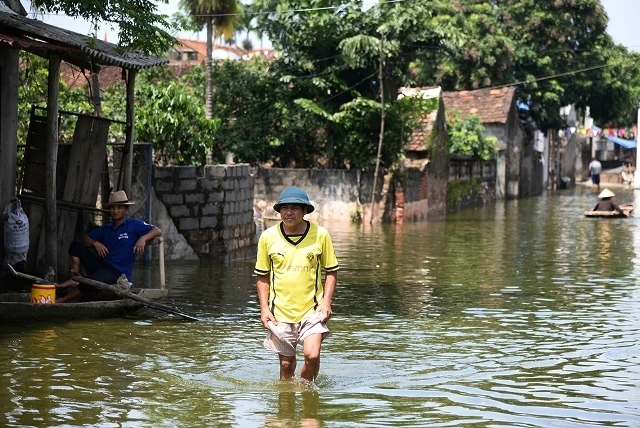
[31, 283, 56, 304]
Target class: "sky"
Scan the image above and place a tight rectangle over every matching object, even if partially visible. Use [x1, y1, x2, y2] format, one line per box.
[20, 0, 640, 52]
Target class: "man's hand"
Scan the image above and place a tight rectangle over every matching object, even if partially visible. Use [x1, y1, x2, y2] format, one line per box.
[134, 237, 147, 255]
[317, 302, 332, 322]
[93, 241, 109, 258]
[260, 309, 276, 329]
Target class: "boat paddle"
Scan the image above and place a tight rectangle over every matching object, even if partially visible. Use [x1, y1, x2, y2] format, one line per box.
[71, 275, 202, 321]
[8, 264, 201, 321]
[7, 264, 54, 284]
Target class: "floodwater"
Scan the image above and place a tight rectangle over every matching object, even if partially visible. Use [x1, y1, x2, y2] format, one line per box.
[1, 187, 640, 427]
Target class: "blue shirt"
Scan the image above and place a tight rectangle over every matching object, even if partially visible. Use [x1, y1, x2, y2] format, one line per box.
[88, 217, 154, 281]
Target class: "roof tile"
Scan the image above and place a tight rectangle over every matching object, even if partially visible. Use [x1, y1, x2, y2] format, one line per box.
[442, 87, 515, 124]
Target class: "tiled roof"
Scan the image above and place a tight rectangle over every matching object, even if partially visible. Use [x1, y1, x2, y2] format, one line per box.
[442, 87, 515, 124]
[399, 86, 441, 152]
[175, 38, 246, 60]
[406, 110, 439, 152]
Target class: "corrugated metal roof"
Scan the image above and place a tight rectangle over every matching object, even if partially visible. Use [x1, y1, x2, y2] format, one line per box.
[0, 3, 167, 70]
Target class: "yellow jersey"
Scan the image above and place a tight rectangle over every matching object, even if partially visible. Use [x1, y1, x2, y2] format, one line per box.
[255, 221, 339, 323]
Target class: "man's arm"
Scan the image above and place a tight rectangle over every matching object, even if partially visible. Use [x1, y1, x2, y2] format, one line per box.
[318, 271, 337, 322]
[134, 226, 162, 255]
[257, 274, 275, 328]
[82, 234, 109, 258]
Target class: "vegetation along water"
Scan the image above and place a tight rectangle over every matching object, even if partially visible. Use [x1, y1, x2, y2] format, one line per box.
[1, 187, 639, 427]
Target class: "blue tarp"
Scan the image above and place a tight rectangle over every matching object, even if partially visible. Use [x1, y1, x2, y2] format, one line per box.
[603, 135, 636, 149]
[592, 125, 637, 149]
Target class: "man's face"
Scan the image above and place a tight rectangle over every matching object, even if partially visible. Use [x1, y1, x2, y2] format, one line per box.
[109, 204, 128, 220]
[278, 204, 306, 228]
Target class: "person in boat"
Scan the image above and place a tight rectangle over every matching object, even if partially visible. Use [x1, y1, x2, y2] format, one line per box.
[56, 191, 162, 303]
[592, 188, 625, 214]
[254, 186, 339, 382]
[588, 158, 603, 190]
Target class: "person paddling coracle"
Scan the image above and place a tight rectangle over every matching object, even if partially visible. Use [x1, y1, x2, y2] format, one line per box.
[592, 188, 625, 215]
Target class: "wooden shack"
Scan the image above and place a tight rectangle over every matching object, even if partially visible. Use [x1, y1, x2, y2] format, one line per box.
[0, 1, 167, 279]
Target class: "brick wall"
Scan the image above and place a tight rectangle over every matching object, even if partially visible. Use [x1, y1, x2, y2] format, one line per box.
[154, 164, 255, 263]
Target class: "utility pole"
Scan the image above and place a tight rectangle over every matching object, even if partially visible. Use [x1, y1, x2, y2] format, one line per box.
[634, 102, 640, 189]
[370, 37, 385, 224]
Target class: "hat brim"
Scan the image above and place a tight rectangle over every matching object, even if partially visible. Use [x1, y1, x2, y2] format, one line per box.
[105, 201, 135, 207]
[273, 199, 314, 213]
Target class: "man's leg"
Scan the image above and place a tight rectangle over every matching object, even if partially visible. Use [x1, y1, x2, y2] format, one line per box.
[279, 354, 296, 380]
[300, 334, 323, 381]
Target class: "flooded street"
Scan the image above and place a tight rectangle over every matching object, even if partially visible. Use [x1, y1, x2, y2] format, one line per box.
[1, 187, 640, 427]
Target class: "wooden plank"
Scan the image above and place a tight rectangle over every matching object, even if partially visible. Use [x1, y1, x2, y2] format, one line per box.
[56, 115, 110, 275]
[0, 47, 20, 265]
[123, 69, 136, 194]
[24, 203, 44, 275]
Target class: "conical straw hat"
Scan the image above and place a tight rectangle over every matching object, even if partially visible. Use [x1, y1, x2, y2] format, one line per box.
[598, 189, 615, 199]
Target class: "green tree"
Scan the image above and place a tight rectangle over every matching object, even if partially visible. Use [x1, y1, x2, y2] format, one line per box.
[411, 0, 636, 130]
[251, 0, 459, 169]
[179, 0, 243, 119]
[30, 0, 176, 54]
[101, 67, 220, 165]
[447, 111, 498, 161]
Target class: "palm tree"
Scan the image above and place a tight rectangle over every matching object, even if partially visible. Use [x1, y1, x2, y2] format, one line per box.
[180, 0, 243, 119]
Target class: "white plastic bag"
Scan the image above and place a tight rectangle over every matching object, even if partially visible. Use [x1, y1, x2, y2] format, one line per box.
[3, 199, 29, 265]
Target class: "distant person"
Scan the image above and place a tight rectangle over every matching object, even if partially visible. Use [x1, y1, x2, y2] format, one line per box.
[57, 191, 162, 303]
[255, 186, 339, 382]
[593, 188, 625, 215]
[589, 158, 603, 190]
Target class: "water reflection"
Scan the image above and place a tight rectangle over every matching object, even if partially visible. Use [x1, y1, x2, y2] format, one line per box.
[1, 187, 639, 427]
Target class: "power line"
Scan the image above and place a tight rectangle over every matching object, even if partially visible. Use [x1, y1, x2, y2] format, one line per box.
[32, 0, 407, 19]
[478, 63, 616, 91]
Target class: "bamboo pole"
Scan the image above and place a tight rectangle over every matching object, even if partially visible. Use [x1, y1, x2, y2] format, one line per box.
[45, 54, 61, 278]
[370, 38, 386, 225]
[71, 276, 200, 321]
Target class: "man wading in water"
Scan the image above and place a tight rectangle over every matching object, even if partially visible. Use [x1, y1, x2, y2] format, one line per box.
[255, 187, 339, 381]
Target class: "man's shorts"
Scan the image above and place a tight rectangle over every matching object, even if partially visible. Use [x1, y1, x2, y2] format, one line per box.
[592, 174, 600, 185]
[263, 310, 330, 357]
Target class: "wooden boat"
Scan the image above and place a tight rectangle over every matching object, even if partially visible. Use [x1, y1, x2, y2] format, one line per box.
[0, 288, 168, 321]
[0, 237, 198, 322]
[584, 203, 634, 218]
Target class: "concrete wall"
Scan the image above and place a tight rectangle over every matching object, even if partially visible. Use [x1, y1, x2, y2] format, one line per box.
[153, 164, 255, 263]
[484, 101, 525, 200]
[520, 139, 544, 197]
[252, 167, 392, 223]
[446, 156, 497, 212]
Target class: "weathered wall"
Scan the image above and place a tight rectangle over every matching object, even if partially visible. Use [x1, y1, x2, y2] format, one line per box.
[446, 156, 496, 212]
[397, 97, 449, 223]
[520, 141, 544, 197]
[252, 167, 391, 223]
[484, 101, 525, 200]
[153, 164, 255, 263]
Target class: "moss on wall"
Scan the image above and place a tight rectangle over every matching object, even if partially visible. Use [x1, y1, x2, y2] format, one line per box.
[447, 179, 483, 211]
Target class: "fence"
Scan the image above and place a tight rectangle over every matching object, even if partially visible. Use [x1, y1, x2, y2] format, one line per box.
[448, 155, 496, 182]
